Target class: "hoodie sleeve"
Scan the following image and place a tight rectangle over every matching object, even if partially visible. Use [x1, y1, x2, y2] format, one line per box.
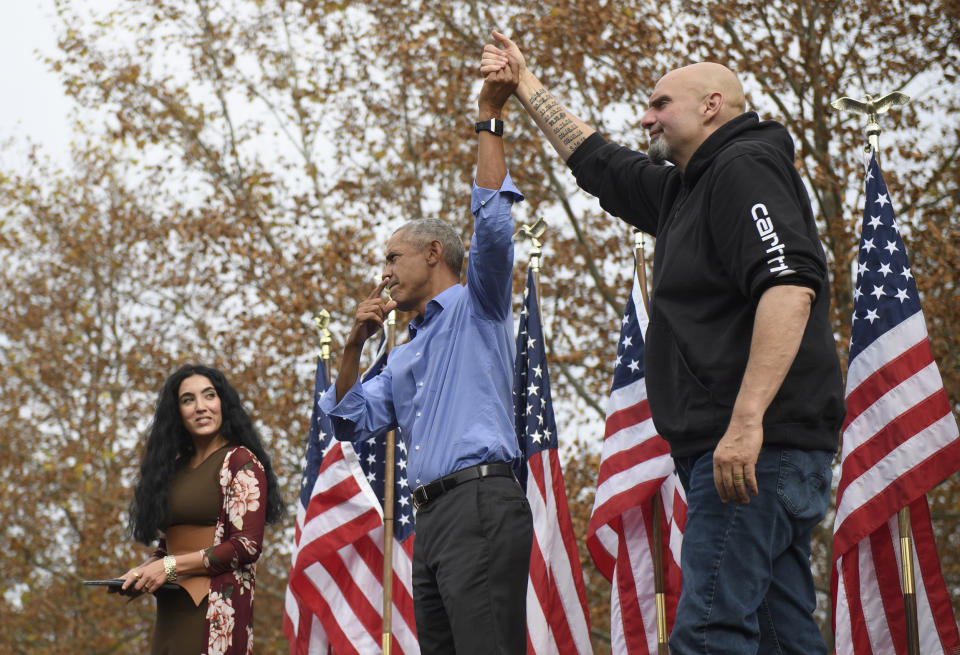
[567, 133, 678, 236]
[708, 151, 827, 302]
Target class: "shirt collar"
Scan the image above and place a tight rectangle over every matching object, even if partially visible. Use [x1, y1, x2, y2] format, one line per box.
[408, 283, 461, 339]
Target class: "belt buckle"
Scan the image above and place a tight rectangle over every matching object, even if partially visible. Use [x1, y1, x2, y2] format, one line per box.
[412, 485, 428, 510]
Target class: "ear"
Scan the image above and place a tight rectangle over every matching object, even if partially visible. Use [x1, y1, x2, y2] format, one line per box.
[703, 91, 723, 120]
[424, 239, 444, 266]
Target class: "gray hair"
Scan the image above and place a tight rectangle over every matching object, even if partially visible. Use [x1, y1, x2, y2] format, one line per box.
[393, 218, 464, 276]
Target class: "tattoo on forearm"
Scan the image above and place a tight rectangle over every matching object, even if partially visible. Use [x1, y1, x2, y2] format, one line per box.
[530, 88, 586, 150]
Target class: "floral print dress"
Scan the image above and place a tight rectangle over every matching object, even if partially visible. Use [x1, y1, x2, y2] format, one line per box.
[155, 446, 267, 655]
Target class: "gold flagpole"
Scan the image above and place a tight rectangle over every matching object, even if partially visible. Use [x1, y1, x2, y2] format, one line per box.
[530, 231, 542, 306]
[634, 230, 668, 655]
[382, 310, 397, 655]
[314, 310, 332, 386]
[832, 90, 918, 655]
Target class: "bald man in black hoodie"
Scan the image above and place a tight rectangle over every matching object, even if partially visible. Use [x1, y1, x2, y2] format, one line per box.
[482, 32, 844, 655]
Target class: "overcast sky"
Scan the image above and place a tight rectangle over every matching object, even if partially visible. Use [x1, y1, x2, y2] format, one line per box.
[1, 0, 73, 166]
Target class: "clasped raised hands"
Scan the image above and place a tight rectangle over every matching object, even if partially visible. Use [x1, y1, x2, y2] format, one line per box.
[478, 31, 522, 114]
[480, 30, 526, 79]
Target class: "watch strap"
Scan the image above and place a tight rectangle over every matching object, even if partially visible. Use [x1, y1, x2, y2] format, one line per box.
[474, 118, 504, 136]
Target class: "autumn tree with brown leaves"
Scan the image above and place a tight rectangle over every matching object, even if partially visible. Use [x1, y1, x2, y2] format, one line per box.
[1, 1, 957, 652]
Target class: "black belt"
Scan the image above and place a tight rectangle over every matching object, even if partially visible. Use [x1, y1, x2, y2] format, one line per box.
[412, 462, 514, 510]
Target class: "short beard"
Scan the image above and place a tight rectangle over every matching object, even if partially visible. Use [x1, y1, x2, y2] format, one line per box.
[648, 137, 671, 165]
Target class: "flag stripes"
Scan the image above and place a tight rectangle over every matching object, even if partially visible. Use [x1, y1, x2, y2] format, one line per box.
[834, 497, 957, 654]
[526, 448, 593, 654]
[284, 338, 420, 654]
[586, 264, 686, 654]
[830, 154, 960, 655]
[514, 269, 593, 654]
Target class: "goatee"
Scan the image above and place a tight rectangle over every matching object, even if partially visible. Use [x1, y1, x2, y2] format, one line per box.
[648, 137, 671, 165]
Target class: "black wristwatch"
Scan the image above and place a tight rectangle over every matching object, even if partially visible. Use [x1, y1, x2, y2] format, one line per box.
[474, 118, 504, 137]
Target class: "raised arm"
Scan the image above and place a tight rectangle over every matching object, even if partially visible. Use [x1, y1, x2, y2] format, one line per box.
[469, 56, 524, 318]
[480, 30, 596, 162]
[475, 46, 518, 188]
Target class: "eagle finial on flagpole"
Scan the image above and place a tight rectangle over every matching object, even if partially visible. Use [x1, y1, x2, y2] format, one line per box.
[514, 217, 547, 275]
[831, 91, 910, 157]
[832, 87, 922, 655]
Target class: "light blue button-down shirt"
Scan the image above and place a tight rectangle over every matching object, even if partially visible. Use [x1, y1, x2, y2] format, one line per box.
[320, 173, 524, 489]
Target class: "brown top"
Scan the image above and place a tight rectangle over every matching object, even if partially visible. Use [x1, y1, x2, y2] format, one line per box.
[161, 444, 230, 606]
[165, 444, 231, 528]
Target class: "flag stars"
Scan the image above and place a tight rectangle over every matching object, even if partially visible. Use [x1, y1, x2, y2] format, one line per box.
[857, 261, 870, 276]
[366, 453, 377, 466]
[530, 429, 543, 444]
[622, 335, 633, 348]
[527, 382, 540, 397]
[875, 193, 890, 208]
[894, 288, 910, 303]
[366, 470, 377, 483]
[853, 286, 862, 301]
[870, 284, 886, 300]
[877, 262, 892, 276]
[864, 308, 880, 324]
[527, 336, 536, 349]
[627, 359, 640, 373]
[532, 364, 542, 378]
[867, 214, 883, 230]
[900, 266, 913, 281]
[883, 241, 899, 255]
[861, 238, 876, 253]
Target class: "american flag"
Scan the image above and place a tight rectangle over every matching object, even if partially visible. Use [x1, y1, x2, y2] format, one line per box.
[586, 264, 686, 654]
[831, 154, 960, 654]
[514, 269, 592, 654]
[284, 335, 420, 655]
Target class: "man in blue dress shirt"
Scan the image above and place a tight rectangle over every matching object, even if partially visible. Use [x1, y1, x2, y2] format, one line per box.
[319, 57, 532, 654]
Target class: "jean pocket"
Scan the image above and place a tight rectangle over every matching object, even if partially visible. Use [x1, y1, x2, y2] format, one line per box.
[776, 449, 833, 522]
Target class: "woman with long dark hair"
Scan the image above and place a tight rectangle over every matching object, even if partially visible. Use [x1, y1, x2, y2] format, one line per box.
[117, 364, 283, 654]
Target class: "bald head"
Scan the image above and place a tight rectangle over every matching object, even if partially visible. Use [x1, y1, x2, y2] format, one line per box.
[643, 62, 746, 169]
[658, 62, 745, 123]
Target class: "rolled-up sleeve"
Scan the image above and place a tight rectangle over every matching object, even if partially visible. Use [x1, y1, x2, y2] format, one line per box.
[319, 368, 396, 442]
[467, 172, 523, 320]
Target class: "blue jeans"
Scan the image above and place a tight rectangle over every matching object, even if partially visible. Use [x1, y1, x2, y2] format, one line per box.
[670, 447, 833, 655]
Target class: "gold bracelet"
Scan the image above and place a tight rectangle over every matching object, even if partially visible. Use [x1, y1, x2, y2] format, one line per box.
[163, 555, 177, 583]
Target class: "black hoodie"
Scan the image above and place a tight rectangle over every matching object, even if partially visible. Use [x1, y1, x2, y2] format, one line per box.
[568, 112, 844, 457]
